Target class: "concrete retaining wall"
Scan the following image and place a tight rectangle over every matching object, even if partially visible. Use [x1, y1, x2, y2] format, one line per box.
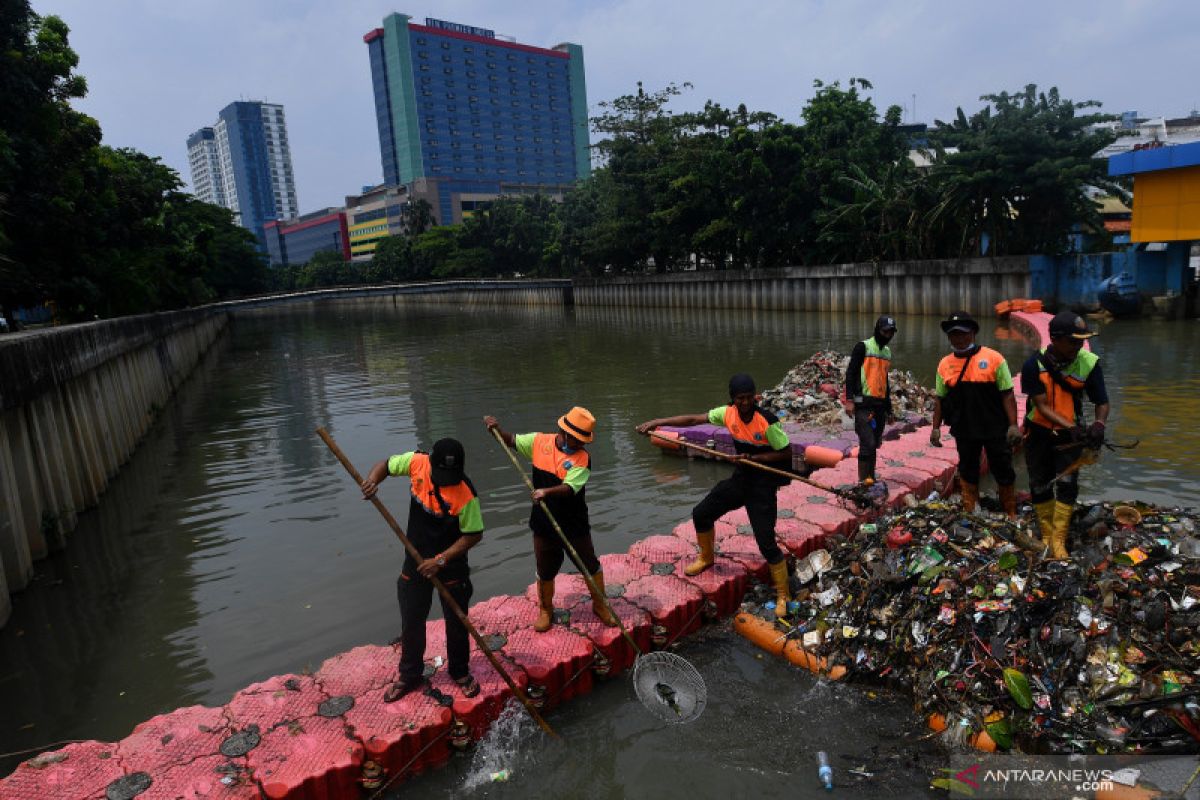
[214, 279, 574, 313]
[573, 257, 1030, 315]
[0, 311, 228, 626]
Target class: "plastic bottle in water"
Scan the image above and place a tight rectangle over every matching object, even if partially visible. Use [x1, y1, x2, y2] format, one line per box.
[817, 751, 833, 790]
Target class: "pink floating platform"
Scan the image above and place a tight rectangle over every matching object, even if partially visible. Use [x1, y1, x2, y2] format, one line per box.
[4, 407, 984, 798]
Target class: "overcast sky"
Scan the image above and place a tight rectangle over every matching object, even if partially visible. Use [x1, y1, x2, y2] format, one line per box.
[29, 0, 1200, 211]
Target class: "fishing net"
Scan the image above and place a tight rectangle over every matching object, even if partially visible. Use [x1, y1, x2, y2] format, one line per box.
[632, 651, 707, 724]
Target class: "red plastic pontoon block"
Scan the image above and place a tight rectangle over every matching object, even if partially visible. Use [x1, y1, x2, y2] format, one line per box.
[249, 714, 364, 800]
[776, 518, 829, 559]
[628, 534, 693, 564]
[671, 556, 748, 618]
[226, 675, 327, 733]
[343, 686, 452, 785]
[472, 594, 541, 636]
[426, 649, 528, 741]
[522, 575, 590, 609]
[562, 596, 652, 676]
[314, 644, 397, 698]
[0, 741, 123, 800]
[135, 754, 258, 800]
[496, 625, 595, 710]
[775, 486, 858, 536]
[622, 574, 706, 643]
[709, 524, 769, 579]
[115, 704, 229, 776]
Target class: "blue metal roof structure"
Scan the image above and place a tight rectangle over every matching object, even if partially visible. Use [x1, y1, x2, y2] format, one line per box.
[1108, 140, 1200, 176]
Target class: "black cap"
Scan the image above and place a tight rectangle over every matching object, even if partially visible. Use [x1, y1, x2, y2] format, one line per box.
[430, 438, 466, 486]
[1048, 311, 1096, 340]
[875, 315, 897, 333]
[940, 310, 980, 334]
[728, 373, 756, 398]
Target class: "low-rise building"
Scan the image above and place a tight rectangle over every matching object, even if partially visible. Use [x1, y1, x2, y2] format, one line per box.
[263, 208, 350, 267]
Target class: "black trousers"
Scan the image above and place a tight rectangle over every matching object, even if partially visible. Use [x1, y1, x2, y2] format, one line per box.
[533, 531, 601, 581]
[955, 435, 1016, 486]
[854, 405, 886, 478]
[397, 570, 473, 684]
[1024, 423, 1082, 505]
[692, 475, 784, 564]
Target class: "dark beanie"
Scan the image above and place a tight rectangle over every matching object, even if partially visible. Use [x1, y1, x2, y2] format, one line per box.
[728, 373, 756, 398]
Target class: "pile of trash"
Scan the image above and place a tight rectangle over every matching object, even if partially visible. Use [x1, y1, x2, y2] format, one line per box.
[754, 497, 1200, 754]
[759, 351, 937, 428]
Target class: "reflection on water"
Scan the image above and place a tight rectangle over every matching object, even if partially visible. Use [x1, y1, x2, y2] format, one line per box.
[0, 303, 1195, 783]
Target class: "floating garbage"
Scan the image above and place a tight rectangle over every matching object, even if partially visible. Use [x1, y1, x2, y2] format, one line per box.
[759, 351, 937, 428]
[743, 497, 1200, 754]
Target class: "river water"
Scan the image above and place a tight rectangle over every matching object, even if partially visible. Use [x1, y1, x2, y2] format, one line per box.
[1, 303, 1196, 795]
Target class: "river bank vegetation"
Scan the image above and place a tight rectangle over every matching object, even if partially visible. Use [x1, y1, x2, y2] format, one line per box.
[278, 78, 1123, 290]
[1, 2, 1125, 321]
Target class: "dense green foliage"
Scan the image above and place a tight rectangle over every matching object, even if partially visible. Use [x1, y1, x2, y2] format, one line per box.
[0, 1, 265, 327]
[319, 79, 1119, 282]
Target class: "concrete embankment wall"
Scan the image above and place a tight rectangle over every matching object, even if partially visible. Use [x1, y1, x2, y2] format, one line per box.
[573, 257, 1030, 314]
[0, 310, 228, 626]
[216, 279, 573, 313]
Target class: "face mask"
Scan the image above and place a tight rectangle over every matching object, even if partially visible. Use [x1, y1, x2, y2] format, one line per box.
[952, 344, 975, 355]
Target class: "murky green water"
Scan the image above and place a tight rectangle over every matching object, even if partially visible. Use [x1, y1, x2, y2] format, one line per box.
[1, 303, 1195, 794]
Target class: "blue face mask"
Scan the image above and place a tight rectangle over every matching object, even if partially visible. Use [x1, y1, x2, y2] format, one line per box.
[558, 438, 578, 455]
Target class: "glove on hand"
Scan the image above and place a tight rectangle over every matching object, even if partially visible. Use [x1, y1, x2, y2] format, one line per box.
[1006, 425, 1023, 449]
[1086, 421, 1106, 448]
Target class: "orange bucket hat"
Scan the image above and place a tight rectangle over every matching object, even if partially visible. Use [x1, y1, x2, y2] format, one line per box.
[558, 406, 595, 443]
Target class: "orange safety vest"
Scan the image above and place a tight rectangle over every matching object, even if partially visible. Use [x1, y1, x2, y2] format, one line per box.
[404, 453, 478, 573]
[723, 405, 772, 449]
[722, 405, 789, 486]
[936, 346, 1004, 389]
[529, 432, 590, 538]
[860, 338, 891, 398]
[1027, 349, 1099, 430]
[409, 453, 476, 518]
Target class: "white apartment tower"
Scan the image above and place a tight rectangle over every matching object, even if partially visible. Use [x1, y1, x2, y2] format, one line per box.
[186, 101, 298, 246]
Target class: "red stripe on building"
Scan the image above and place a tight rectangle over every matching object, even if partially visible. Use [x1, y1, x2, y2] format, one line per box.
[408, 24, 570, 59]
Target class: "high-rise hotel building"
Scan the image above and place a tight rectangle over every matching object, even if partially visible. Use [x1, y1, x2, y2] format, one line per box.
[364, 14, 590, 225]
[186, 101, 298, 247]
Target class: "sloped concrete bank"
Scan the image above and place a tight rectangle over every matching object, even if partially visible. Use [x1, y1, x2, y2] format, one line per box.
[573, 257, 1030, 315]
[0, 310, 228, 626]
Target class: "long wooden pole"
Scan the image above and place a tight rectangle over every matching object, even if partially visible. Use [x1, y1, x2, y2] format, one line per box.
[488, 429, 644, 658]
[644, 430, 863, 503]
[315, 427, 557, 738]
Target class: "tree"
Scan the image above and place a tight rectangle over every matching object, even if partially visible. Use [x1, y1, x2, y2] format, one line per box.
[0, 4, 99, 325]
[928, 85, 1120, 256]
[403, 198, 435, 236]
[590, 82, 692, 272]
[297, 250, 354, 288]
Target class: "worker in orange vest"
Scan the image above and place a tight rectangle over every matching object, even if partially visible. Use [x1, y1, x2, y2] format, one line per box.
[360, 438, 483, 702]
[845, 315, 897, 484]
[1018, 312, 1110, 559]
[928, 311, 1021, 517]
[637, 374, 794, 618]
[485, 408, 618, 631]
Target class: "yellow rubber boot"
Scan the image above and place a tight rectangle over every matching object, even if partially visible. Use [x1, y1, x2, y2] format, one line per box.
[534, 579, 555, 633]
[960, 482, 979, 512]
[1033, 500, 1057, 548]
[685, 530, 716, 576]
[1051, 501, 1074, 560]
[997, 484, 1017, 519]
[589, 571, 619, 627]
[769, 560, 791, 619]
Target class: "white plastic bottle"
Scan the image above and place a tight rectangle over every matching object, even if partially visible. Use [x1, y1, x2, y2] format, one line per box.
[817, 751, 833, 790]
